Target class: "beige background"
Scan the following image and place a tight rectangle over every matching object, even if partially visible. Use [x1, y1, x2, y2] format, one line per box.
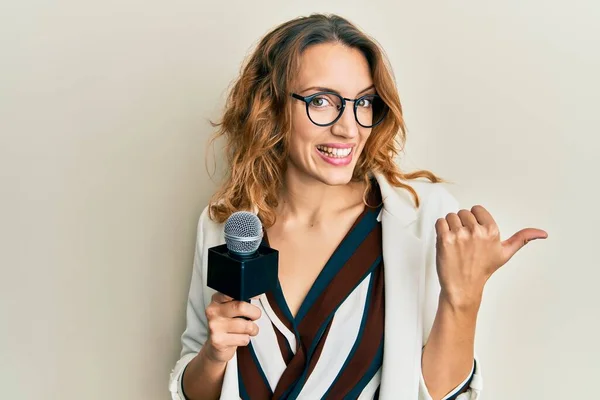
[1, 1, 598, 399]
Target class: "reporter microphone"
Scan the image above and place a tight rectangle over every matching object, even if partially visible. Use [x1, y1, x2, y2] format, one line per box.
[207, 211, 279, 303]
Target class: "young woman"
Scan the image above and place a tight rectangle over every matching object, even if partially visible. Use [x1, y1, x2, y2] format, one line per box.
[169, 13, 547, 400]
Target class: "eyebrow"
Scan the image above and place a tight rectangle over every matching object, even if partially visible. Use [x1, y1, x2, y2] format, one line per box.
[299, 84, 376, 97]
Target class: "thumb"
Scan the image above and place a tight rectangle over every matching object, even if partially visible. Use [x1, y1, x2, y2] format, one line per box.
[501, 228, 548, 263]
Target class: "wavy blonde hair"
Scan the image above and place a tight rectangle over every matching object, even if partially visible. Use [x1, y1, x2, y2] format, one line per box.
[208, 13, 446, 227]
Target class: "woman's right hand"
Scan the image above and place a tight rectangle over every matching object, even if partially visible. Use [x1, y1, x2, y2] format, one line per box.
[202, 292, 262, 364]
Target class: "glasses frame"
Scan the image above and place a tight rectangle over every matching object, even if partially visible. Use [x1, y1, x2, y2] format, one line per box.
[290, 91, 388, 128]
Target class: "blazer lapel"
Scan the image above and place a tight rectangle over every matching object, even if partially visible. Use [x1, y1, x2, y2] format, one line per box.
[375, 173, 427, 399]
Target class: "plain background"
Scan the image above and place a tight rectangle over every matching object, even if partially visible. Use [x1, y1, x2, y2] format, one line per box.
[1, 1, 598, 399]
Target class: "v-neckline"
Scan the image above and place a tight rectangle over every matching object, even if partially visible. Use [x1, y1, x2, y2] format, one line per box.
[262, 206, 366, 324]
[260, 179, 382, 326]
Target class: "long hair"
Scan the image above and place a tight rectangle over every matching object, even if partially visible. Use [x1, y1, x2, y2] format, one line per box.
[207, 13, 446, 227]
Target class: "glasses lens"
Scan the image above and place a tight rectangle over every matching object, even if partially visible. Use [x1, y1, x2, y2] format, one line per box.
[356, 95, 387, 127]
[307, 93, 343, 125]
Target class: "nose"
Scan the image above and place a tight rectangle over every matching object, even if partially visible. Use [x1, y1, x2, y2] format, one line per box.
[330, 103, 359, 139]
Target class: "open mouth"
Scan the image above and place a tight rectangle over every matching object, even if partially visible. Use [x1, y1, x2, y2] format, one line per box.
[315, 145, 353, 158]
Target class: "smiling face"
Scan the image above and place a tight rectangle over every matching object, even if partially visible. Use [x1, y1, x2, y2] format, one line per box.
[287, 42, 375, 186]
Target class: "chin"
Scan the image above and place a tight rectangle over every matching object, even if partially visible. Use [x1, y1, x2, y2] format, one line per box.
[315, 168, 356, 186]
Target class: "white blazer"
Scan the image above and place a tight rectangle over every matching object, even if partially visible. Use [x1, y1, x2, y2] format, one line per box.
[169, 173, 483, 400]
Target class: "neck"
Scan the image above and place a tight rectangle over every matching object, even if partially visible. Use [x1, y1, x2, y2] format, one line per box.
[277, 167, 366, 228]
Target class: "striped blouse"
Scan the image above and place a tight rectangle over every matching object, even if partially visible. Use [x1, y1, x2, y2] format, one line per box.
[237, 181, 385, 399]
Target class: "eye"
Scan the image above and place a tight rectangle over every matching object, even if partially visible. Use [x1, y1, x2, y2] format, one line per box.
[357, 97, 373, 108]
[309, 96, 331, 108]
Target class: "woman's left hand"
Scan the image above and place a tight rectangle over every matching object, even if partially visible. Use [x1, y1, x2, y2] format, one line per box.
[435, 205, 548, 310]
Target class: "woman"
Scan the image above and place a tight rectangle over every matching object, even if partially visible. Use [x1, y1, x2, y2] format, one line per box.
[169, 14, 547, 400]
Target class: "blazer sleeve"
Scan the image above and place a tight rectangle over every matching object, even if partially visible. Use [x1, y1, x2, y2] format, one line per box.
[169, 206, 211, 400]
[418, 185, 483, 400]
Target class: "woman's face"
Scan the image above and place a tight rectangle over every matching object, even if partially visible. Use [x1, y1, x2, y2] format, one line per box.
[288, 43, 375, 186]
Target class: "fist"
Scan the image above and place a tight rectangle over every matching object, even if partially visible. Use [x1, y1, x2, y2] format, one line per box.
[203, 292, 262, 364]
[435, 205, 548, 308]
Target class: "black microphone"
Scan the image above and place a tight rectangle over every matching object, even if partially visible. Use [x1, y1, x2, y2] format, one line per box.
[207, 211, 279, 303]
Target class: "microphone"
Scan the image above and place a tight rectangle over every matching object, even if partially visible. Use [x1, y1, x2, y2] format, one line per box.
[207, 211, 279, 303]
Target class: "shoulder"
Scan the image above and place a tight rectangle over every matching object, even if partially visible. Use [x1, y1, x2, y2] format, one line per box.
[404, 179, 460, 214]
[376, 173, 461, 234]
[377, 173, 460, 215]
[195, 205, 224, 247]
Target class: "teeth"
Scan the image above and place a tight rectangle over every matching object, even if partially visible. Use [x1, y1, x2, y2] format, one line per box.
[316, 145, 352, 158]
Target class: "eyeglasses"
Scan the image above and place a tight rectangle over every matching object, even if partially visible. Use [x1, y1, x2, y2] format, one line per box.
[290, 91, 388, 128]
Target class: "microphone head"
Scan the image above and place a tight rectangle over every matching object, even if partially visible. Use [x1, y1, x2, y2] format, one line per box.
[223, 211, 263, 256]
